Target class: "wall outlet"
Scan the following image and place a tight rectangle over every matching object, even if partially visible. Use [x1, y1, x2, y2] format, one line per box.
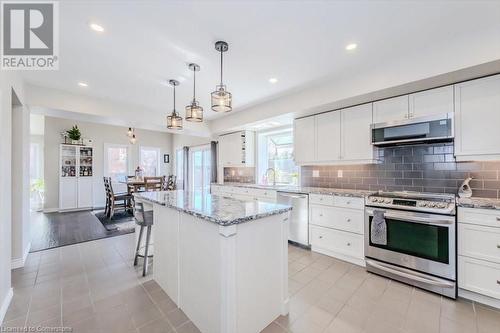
[312, 170, 320, 178]
[337, 170, 343, 178]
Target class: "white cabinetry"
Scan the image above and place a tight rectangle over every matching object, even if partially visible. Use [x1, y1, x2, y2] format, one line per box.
[309, 193, 365, 266]
[59, 145, 94, 211]
[373, 95, 409, 123]
[219, 131, 255, 167]
[294, 116, 316, 164]
[316, 111, 341, 162]
[409, 86, 454, 118]
[210, 184, 277, 203]
[294, 103, 376, 165]
[341, 103, 374, 161]
[458, 207, 500, 308]
[454, 74, 500, 161]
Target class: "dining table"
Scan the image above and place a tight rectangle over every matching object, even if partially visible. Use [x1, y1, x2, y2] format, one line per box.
[119, 178, 147, 194]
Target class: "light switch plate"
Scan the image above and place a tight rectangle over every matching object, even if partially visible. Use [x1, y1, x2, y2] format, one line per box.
[312, 170, 319, 178]
[338, 170, 343, 178]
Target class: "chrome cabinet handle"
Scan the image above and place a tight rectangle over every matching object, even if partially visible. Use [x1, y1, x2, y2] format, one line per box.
[497, 280, 500, 285]
[497, 244, 500, 249]
[319, 214, 323, 217]
[347, 242, 351, 246]
[497, 217, 500, 221]
[346, 218, 351, 222]
[319, 236, 323, 239]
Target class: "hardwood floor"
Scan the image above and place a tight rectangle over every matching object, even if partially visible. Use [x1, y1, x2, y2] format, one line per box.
[30, 210, 134, 252]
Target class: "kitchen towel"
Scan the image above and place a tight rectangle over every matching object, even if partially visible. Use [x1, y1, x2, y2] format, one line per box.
[371, 210, 387, 245]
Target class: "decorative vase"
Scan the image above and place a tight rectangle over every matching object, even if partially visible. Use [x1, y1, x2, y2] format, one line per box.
[458, 177, 473, 198]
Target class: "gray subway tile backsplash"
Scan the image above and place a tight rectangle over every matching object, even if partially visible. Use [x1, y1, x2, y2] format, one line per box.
[301, 143, 500, 199]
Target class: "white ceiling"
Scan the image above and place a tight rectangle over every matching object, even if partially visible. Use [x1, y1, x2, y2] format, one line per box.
[22, 1, 500, 122]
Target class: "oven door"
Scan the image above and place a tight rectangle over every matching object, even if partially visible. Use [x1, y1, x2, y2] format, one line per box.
[365, 207, 456, 280]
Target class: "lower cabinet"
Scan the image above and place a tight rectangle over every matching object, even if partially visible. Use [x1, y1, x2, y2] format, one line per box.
[309, 194, 365, 266]
[458, 207, 500, 308]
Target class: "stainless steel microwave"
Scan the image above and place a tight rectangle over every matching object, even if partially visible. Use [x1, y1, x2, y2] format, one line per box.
[371, 113, 454, 146]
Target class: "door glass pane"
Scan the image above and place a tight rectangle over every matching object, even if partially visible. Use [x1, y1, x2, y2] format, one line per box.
[369, 218, 449, 263]
[176, 149, 184, 188]
[140, 147, 160, 176]
[190, 146, 211, 193]
[107, 147, 128, 181]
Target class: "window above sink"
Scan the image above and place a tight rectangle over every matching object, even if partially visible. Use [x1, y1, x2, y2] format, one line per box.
[256, 127, 299, 186]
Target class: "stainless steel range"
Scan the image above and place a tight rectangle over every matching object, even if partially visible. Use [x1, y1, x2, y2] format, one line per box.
[365, 191, 457, 298]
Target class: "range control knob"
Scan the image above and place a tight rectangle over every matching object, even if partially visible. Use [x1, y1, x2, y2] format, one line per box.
[371, 198, 379, 202]
[430, 203, 437, 208]
[420, 202, 428, 207]
[437, 203, 447, 209]
[384, 199, 391, 204]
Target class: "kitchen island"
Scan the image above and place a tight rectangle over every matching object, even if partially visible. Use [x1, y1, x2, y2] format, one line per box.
[134, 190, 292, 333]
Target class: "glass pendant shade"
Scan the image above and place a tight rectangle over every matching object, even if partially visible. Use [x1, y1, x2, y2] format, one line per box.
[186, 63, 203, 122]
[211, 85, 232, 112]
[185, 102, 203, 122]
[167, 112, 183, 130]
[211, 41, 232, 112]
[166, 79, 183, 130]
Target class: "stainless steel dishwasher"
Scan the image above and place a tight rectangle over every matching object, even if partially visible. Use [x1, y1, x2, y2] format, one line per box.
[277, 191, 309, 247]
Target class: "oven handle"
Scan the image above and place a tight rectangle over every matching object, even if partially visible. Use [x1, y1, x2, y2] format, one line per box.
[365, 259, 455, 288]
[365, 208, 454, 226]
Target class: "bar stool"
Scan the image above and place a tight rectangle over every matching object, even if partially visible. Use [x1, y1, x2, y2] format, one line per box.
[133, 202, 154, 276]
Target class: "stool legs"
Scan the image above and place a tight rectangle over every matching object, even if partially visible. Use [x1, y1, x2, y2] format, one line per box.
[134, 225, 144, 266]
[143, 225, 152, 277]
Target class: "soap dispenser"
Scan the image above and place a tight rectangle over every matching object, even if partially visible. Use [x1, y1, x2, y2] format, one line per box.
[458, 177, 473, 198]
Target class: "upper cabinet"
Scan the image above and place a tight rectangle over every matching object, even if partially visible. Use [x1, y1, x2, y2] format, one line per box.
[219, 130, 255, 167]
[373, 86, 454, 124]
[409, 86, 454, 118]
[454, 74, 500, 161]
[294, 103, 376, 165]
[341, 103, 374, 161]
[373, 95, 409, 124]
[316, 111, 341, 162]
[294, 116, 316, 164]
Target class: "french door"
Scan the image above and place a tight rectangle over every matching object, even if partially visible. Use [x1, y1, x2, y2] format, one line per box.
[189, 145, 212, 192]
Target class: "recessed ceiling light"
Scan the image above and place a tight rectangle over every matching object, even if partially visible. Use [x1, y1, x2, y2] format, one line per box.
[269, 78, 278, 84]
[89, 22, 104, 32]
[78, 82, 88, 87]
[345, 43, 357, 51]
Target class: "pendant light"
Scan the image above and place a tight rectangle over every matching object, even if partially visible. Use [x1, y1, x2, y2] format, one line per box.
[211, 41, 232, 112]
[167, 79, 183, 130]
[127, 127, 133, 137]
[185, 63, 203, 122]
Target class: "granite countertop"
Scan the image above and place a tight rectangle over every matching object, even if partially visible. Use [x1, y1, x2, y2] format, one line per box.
[213, 182, 374, 198]
[457, 197, 500, 210]
[134, 190, 292, 226]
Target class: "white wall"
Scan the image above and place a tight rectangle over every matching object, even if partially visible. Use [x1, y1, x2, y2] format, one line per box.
[0, 72, 25, 325]
[11, 105, 31, 268]
[171, 133, 213, 176]
[43, 117, 173, 210]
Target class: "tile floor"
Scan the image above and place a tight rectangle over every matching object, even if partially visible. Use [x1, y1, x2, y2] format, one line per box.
[2, 233, 500, 333]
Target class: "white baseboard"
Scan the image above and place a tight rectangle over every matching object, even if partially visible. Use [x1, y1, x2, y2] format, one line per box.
[43, 207, 58, 213]
[458, 288, 500, 309]
[0, 288, 13, 325]
[11, 242, 31, 270]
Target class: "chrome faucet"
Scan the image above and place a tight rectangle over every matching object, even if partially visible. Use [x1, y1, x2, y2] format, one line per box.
[266, 168, 276, 186]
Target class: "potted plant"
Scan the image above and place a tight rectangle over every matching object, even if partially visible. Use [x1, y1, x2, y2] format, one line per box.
[67, 125, 82, 144]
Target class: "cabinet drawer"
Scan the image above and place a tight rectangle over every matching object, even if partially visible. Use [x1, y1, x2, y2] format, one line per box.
[459, 207, 500, 228]
[252, 188, 277, 200]
[310, 225, 363, 259]
[458, 223, 500, 263]
[333, 196, 365, 210]
[310, 205, 364, 234]
[458, 256, 500, 299]
[309, 194, 334, 206]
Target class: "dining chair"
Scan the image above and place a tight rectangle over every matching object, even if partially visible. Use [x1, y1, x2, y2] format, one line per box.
[103, 177, 111, 216]
[144, 176, 163, 191]
[106, 177, 134, 218]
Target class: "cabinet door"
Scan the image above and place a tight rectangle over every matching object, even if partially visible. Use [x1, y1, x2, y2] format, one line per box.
[409, 86, 453, 119]
[219, 132, 241, 166]
[60, 178, 77, 210]
[373, 95, 409, 124]
[78, 177, 93, 208]
[294, 116, 316, 163]
[455, 75, 500, 157]
[316, 111, 341, 162]
[341, 103, 374, 161]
